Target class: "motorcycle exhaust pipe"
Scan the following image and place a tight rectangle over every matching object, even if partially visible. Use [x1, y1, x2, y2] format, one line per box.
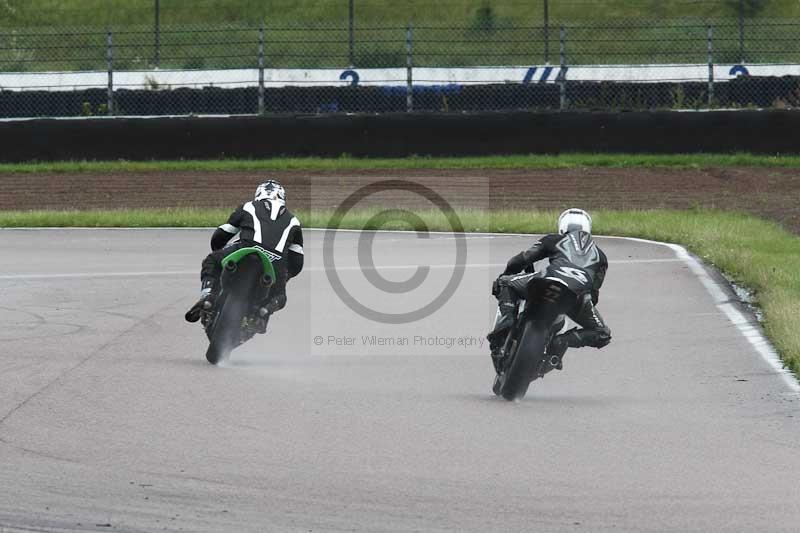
[549, 355, 562, 367]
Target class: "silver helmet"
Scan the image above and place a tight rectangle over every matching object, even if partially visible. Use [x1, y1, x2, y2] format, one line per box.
[557, 208, 592, 235]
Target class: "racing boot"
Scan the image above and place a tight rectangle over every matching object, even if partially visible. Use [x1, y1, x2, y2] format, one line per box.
[550, 327, 611, 352]
[184, 278, 218, 323]
[263, 293, 287, 314]
[254, 293, 286, 334]
[546, 328, 579, 370]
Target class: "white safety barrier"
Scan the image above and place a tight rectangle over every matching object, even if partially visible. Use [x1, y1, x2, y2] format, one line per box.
[0, 63, 791, 91]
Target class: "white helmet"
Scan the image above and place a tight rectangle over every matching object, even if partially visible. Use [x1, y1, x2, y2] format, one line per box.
[558, 208, 592, 235]
[255, 180, 286, 219]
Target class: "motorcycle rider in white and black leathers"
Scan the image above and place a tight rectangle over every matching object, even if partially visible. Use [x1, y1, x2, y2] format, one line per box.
[184, 180, 303, 330]
[487, 208, 612, 368]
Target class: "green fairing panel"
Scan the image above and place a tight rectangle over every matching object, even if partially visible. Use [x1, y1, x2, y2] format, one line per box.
[221, 247, 276, 279]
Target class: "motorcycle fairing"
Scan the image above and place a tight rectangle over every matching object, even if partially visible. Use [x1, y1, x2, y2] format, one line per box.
[221, 246, 277, 282]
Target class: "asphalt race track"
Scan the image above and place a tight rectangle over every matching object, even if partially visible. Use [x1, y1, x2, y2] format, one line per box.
[1, 229, 798, 532]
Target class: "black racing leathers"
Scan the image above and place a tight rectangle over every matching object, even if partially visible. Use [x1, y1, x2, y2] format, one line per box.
[200, 200, 304, 312]
[502, 232, 607, 304]
[492, 231, 611, 350]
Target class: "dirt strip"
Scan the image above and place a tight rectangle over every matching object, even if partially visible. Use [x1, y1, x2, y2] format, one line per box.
[1, 168, 798, 233]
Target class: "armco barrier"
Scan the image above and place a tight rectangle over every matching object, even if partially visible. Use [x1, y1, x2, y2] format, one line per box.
[1, 110, 799, 162]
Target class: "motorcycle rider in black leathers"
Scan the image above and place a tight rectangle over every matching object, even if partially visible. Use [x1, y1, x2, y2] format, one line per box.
[184, 180, 304, 331]
[487, 208, 612, 369]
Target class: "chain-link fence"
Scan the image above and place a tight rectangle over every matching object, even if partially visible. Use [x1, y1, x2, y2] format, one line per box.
[3, 18, 800, 117]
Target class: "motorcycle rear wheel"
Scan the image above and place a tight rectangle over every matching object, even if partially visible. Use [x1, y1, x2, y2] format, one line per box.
[205, 294, 247, 364]
[205, 255, 263, 365]
[500, 321, 547, 401]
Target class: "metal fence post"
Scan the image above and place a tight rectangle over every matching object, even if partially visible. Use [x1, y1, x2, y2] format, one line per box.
[154, 0, 161, 67]
[107, 30, 114, 116]
[559, 25, 566, 110]
[406, 23, 413, 113]
[258, 23, 265, 115]
[543, 0, 549, 64]
[707, 25, 714, 108]
[738, 0, 745, 63]
[348, 0, 355, 66]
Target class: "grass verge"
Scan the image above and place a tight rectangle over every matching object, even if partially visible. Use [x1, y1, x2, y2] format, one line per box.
[2, 2, 798, 70]
[1, 0, 782, 29]
[3, 153, 800, 174]
[1, 207, 798, 378]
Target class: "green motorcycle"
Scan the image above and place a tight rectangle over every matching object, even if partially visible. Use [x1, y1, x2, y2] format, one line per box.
[200, 246, 276, 365]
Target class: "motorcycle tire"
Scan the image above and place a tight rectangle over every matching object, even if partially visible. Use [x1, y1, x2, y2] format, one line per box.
[500, 320, 547, 401]
[205, 255, 262, 365]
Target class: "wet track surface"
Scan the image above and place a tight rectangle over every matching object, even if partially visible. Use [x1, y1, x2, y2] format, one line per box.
[0, 229, 798, 532]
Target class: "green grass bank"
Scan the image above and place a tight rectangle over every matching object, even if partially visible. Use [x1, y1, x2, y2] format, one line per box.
[1, 207, 798, 378]
[2, 0, 791, 29]
[2, 1, 799, 70]
[2, 153, 800, 174]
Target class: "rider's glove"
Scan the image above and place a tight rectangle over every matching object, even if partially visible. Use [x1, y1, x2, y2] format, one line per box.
[491, 277, 501, 296]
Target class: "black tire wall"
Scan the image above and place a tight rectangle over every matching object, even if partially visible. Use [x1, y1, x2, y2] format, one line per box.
[1, 109, 798, 162]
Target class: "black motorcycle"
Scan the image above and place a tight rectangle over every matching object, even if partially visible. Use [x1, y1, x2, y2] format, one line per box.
[199, 247, 276, 365]
[492, 265, 591, 401]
